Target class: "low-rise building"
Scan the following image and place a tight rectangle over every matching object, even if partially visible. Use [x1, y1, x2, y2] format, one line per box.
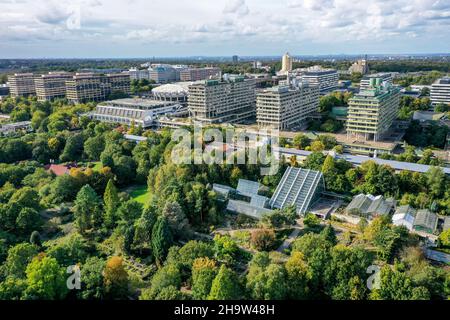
[392, 205, 415, 231]
[88, 98, 184, 128]
[0, 121, 33, 135]
[413, 209, 438, 234]
[345, 194, 395, 219]
[128, 68, 150, 81]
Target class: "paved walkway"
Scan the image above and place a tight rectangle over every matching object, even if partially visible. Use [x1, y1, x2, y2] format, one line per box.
[276, 219, 303, 252]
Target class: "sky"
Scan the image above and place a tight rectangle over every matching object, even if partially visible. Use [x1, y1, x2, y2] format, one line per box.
[0, 0, 449, 58]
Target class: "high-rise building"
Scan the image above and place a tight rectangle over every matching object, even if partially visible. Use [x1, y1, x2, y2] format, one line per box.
[257, 83, 319, 130]
[65, 73, 130, 104]
[431, 77, 450, 106]
[347, 78, 400, 141]
[281, 53, 293, 73]
[232, 55, 239, 63]
[8, 73, 36, 97]
[360, 73, 393, 90]
[188, 75, 256, 124]
[300, 66, 338, 95]
[34, 72, 73, 101]
[179, 67, 221, 81]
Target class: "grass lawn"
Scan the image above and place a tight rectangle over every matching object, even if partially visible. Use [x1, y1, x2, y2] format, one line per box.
[92, 162, 103, 171]
[128, 185, 151, 206]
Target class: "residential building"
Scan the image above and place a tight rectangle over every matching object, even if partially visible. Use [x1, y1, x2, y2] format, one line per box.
[431, 77, 450, 106]
[188, 75, 256, 124]
[299, 66, 338, 94]
[256, 83, 320, 130]
[34, 72, 73, 101]
[360, 73, 393, 90]
[269, 167, 325, 215]
[128, 68, 150, 81]
[8, 73, 36, 97]
[347, 78, 400, 141]
[179, 67, 221, 81]
[152, 82, 193, 106]
[88, 98, 185, 128]
[281, 52, 293, 74]
[348, 58, 369, 75]
[345, 194, 395, 219]
[65, 73, 130, 104]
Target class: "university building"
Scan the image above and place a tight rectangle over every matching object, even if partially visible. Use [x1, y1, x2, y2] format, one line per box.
[347, 78, 400, 141]
[431, 77, 450, 106]
[256, 83, 319, 130]
[188, 75, 256, 124]
[34, 72, 73, 101]
[8, 73, 36, 97]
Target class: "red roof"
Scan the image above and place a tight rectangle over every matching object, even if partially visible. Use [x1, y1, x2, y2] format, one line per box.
[46, 164, 70, 176]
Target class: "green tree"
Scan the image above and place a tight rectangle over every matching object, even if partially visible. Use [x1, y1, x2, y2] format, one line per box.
[285, 251, 310, 299]
[103, 179, 120, 228]
[208, 265, 241, 300]
[73, 185, 102, 234]
[78, 257, 106, 300]
[4, 243, 38, 278]
[104, 256, 129, 299]
[191, 257, 218, 300]
[151, 217, 173, 265]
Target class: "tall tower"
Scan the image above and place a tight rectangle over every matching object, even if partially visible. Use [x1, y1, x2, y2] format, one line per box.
[281, 52, 293, 73]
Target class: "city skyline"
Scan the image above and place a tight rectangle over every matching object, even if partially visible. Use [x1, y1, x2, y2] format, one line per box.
[0, 0, 450, 58]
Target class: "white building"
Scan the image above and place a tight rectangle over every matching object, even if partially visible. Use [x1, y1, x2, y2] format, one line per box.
[88, 98, 185, 128]
[281, 53, 293, 74]
[152, 82, 193, 106]
[392, 205, 415, 231]
[297, 66, 338, 95]
[431, 77, 450, 106]
[360, 73, 393, 90]
[128, 68, 150, 81]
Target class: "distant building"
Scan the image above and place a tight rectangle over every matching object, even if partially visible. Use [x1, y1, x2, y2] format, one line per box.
[413, 110, 446, 122]
[232, 55, 239, 63]
[88, 98, 185, 128]
[8, 73, 36, 97]
[431, 77, 450, 106]
[34, 72, 73, 101]
[188, 75, 256, 124]
[0, 84, 9, 97]
[149, 64, 181, 83]
[256, 83, 319, 130]
[348, 58, 369, 75]
[128, 68, 150, 81]
[299, 66, 338, 95]
[281, 52, 293, 74]
[179, 67, 221, 81]
[345, 194, 395, 220]
[360, 73, 393, 90]
[347, 78, 400, 141]
[65, 73, 130, 104]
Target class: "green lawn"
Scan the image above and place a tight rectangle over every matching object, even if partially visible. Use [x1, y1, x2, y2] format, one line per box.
[129, 185, 151, 206]
[92, 162, 103, 171]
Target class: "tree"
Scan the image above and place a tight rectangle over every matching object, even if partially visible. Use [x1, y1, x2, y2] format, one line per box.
[191, 257, 218, 300]
[103, 179, 120, 228]
[16, 207, 41, 234]
[162, 200, 190, 239]
[4, 243, 38, 278]
[292, 133, 311, 149]
[60, 133, 84, 162]
[24, 255, 68, 300]
[439, 229, 450, 247]
[84, 135, 105, 161]
[303, 213, 320, 228]
[320, 224, 337, 246]
[310, 140, 325, 152]
[177, 240, 215, 271]
[30, 231, 42, 247]
[73, 185, 102, 234]
[285, 251, 309, 299]
[426, 167, 445, 198]
[208, 265, 241, 300]
[372, 265, 415, 300]
[116, 200, 142, 223]
[213, 234, 238, 263]
[151, 216, 173, 265]
[78, 257, 106, 300]
[104, 256, 129, 299]
[251, 229, 276, 251]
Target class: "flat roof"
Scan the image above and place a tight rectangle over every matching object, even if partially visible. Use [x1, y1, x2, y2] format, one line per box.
[100, 98, 174, 108]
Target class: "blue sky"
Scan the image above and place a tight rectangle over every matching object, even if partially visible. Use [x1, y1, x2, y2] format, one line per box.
[0, 0, 449, 58]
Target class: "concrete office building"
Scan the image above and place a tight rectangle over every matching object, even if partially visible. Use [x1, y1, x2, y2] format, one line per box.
[88, 98, 185, 128]
[188, 75, 256, 124]
[256, 83, 319, 130]
[128, 68, 150, 81]
[65, 73, 130, 104]
[8, 73, 36, 97]
[300, 66, 338, 94]
[360, 73, 393, 90]
[149, 64, 187, 83]
[347, 78, 400, 141]
[179, 67, 221, 81]
[431, 77, 450, 106]
[281, 52, 293, 74]
[35, 72, 73, 101]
